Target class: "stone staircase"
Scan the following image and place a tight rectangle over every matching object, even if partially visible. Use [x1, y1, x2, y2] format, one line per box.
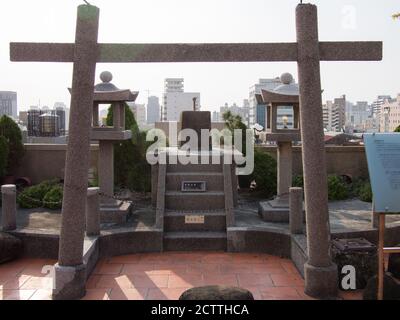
[162, 161, 229, 251]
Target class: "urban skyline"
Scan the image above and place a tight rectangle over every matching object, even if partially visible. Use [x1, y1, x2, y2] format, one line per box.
[0, 0, 399, 112]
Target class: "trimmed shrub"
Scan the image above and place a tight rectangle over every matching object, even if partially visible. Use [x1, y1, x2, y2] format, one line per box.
[43, 185, 63, 210]
[0, 135, 9, 179]
[328, 175, 350, 200]
[292, 174, 351, 201]
[106, 104, 151, 193]
[0, 115, 24, 174]
[17, 179, 60, 209]
[251, 150, 277, 198]
[353, 179, 373, 203]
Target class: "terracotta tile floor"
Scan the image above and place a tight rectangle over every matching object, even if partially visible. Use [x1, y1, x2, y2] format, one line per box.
[0, 253, 364, 300]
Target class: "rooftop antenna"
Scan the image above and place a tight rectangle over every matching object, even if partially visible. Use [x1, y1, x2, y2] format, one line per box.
[83, 0, 91, 5]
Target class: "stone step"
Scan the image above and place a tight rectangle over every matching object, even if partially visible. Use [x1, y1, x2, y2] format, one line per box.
[167, 162, 223, 173]
[163, 232, 227, 251]
[165, 191, 225, 211]
[164, 210, 226, 232]
[166, 172, 224, 192]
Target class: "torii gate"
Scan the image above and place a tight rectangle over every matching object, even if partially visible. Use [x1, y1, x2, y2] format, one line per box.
[10, 4, 382, 299]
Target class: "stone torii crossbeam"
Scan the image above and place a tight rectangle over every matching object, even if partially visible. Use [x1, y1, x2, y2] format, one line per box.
[10, 4, 382, 299]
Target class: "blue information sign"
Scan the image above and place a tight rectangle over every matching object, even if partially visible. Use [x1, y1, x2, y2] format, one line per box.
[364, 133, 400, 213]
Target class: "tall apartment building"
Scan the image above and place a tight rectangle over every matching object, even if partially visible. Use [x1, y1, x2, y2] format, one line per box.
[249, 78, 282, 128]
[147, 96, 161, 124]
[380, 94, 400, 132]
[372, 95, 392, 119]
[0, 91, 17, 119]
[162, 78, 200, 121]
[348, 101, 370, 130]
[323, 95, 346, 132]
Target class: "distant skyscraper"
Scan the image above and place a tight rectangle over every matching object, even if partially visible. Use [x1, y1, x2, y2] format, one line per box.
[162, 78, 200, 121]
[27, 109, 41, 136]
[380, 95, 400, 132]
[372, 95, 392, 131]
[147, 96, 160, 124]
[0, 91, 17, 119]
[128, 102, 146, 128]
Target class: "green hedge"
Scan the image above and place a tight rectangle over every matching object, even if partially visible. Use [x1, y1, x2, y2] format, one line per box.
[250, 150, 277, 198]
[0, 135, 9, 178]
[18, 179, 61, 209]
[43, 185, 63, 210]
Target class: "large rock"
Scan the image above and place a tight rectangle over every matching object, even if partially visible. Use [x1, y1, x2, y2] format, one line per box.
[363, 274, 400, 300]
[388, 244, 400, 280]
[179, 286, 254, 301]
[0, 232, 23, 264]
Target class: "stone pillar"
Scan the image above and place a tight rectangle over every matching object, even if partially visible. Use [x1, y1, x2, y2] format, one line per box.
[289, 187, 303, 234]
[86, 187, 100, 236]
[1, 185, 17, 231]
[296, 3, 338, 298]
[54, 4, 99, 300]
[277, 141, 292, 202]
[98, 140, 114, 205]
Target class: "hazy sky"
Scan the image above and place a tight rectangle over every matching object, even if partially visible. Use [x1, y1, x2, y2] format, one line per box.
[0, 0, 399, 112]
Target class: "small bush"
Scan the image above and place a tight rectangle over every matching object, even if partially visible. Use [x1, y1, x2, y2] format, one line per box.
[18, 179, 60, 209]
[353, 179, 373, 203]
[43, 185, 63, 210]
[292, 174, 351, 201]
[251, 150, 277, 198]
[328, 175, 350, 201]
[0, 135, 9, 178]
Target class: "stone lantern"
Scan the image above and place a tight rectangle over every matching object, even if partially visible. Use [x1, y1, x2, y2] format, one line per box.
[73, 71, 138, 223]
[258, 73, 302, 222]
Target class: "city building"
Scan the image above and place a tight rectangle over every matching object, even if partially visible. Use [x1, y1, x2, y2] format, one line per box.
[27, 107, 65, 137]
[372, 95, 392, 119]
[380, 94, 400, 132]
[0, 91, 17, 119]
[128, 102, 146, 128]
[54, 102, 69, 132]
[147, 96, 161, 124]
[162, 78, 200, 121]
[18, 111, 28, 126]
[212, 111, 220, 122]
[346, 101, 370, 132]
[322, 95, 346, 132]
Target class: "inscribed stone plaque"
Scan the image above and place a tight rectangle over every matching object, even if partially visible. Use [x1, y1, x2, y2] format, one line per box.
[185, 215, 205, 224]
[364, 133, 400, 213]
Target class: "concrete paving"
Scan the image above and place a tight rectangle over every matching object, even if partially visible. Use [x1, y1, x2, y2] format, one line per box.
[1, 193, 399, 234]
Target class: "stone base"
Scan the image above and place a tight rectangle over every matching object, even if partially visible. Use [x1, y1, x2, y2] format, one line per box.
[258, 201, 290, 222]
[100, 201, 132, 224]
[52, 263, 86, 300]
[304, 262, 338, 299]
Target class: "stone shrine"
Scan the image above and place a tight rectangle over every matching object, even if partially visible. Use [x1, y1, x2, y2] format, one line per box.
[70, 71, 138, 223]
[152, 110, 238, 251]
[258, 73, 303, 222]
